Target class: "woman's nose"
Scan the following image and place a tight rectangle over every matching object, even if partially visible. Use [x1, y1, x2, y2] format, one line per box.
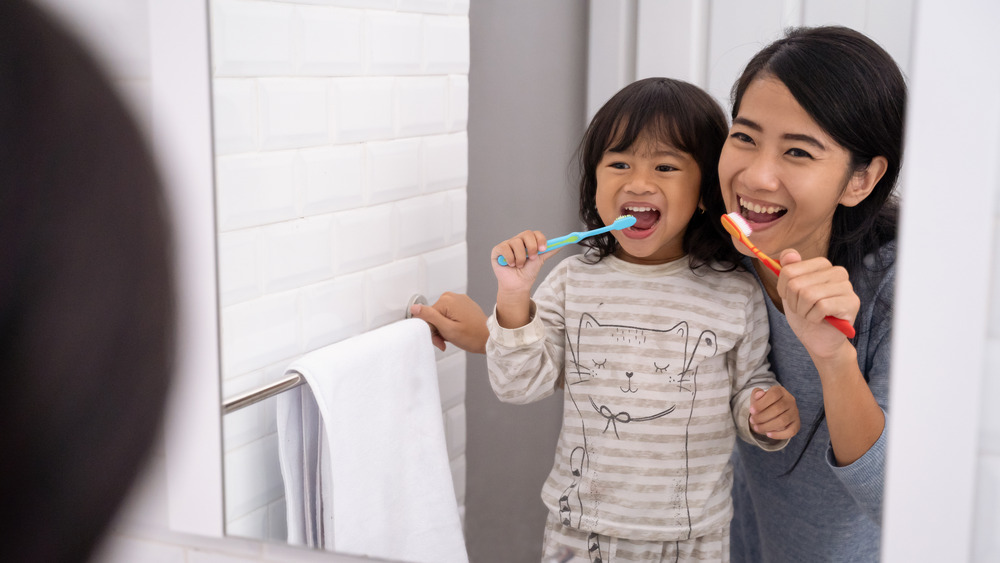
[741, 154, 781, 192]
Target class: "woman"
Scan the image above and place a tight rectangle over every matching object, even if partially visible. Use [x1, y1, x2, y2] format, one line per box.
[412, 26, 903, 562]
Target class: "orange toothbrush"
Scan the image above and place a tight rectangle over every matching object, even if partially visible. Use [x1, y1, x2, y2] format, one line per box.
[721, 212, 855, 338]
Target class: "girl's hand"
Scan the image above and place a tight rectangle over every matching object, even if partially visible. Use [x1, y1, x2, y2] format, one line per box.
[749, 386, 800, 440]
[776, 249, 859, 359]
[409, 292, 488, 353]
[490, 230, 559, 295]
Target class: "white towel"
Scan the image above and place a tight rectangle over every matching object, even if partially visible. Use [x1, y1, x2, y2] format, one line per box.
[277, 318, 468, 563]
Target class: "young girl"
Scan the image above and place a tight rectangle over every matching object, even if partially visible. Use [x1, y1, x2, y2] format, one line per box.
[486, 78, 800, 562]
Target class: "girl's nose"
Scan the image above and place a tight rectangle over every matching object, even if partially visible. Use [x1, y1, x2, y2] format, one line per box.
[625, 170, 656, 194]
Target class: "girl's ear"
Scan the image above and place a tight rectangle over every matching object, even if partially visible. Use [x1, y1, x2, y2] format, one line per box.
[840, 156, 888, 207]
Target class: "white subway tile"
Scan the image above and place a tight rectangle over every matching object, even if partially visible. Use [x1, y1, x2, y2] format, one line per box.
[447, 188, 467, 244]
[332, 204, 395, 274]
[212, 79, 258, 155]
[366, 138, 422, 204]
[422, 242, 467, 300]
[226, 505, 268, 541]
[436, 351, 466, 409]
[396, 192, 451, 258]
[330, 77, 394, 143]
[220, 292, 301, 378]
[448, 74, 469, 131]
[293, 6, 364, 76]
[397, 0, 452, 14]
[267, 498, 287, 543]
[450, 453, 467, 505]
[224, 435, 284, 521]
[258, 79, 330, 150]
[211, 0, 295, 77]
[298, 145, 365, 215]
[260, 217, 336, 293]
[367, 11, 423, 75]
[397, 76, 449, 137]
[423, 15, 469, 75]
[94, 535, 185, 563]
[365, 258, 423, 329]
[444, 403, 467, 458]
[216, 152, 298, 231]
[423, 132, 467, 192]
[301, 273, 366, 350]
[973, 456, 1000, 561]
[223, 387, 277, 452]
[218, 228, 261, 307]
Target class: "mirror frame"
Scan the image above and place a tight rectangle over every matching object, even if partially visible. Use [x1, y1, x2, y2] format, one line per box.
[153, 0, 225, 538]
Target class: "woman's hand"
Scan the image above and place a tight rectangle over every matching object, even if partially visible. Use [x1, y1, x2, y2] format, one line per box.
[777, 249, 859, 359]
[409, 292, 489, 353]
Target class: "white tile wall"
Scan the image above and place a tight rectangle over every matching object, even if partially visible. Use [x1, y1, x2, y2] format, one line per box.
[209, 0, 470, 545]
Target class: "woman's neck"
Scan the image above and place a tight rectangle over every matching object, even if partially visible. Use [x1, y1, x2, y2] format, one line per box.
[753, 259, 783, 313]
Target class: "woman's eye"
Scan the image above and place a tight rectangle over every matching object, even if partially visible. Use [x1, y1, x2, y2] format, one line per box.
[786, 148, 814, 159]
[730, 132, 754, 144]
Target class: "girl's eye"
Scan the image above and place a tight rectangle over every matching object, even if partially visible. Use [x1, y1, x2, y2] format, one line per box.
[609, 162, 629, 169]
[730, 131, 754, 144]
[655, 164, 677, 172]
[786, 148, 814, 159]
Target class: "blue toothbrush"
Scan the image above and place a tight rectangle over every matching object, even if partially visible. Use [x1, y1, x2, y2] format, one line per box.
[497, 215, 637, 266]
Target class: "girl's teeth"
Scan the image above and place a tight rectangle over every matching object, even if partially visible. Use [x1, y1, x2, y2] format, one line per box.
[625, 206, 653, 212]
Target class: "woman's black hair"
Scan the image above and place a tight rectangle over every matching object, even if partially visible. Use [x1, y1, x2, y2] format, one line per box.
[0, 1, 174, 561]
[711, 25, 906, 276]
[712, 26, 906, 476]
[577, 77, 741, 268]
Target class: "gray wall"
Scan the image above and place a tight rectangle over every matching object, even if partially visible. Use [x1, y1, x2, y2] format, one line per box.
[465, 1, 588, 561]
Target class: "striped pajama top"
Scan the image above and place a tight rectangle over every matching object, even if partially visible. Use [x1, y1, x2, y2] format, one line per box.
[486, 254, 787, 542]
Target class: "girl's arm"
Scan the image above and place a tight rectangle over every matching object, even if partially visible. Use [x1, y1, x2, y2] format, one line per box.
[486, 262, 569, 404]
[777, 249, 884, 466]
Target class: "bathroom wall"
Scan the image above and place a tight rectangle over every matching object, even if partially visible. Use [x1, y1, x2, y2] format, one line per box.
[208, 0, 471, 541]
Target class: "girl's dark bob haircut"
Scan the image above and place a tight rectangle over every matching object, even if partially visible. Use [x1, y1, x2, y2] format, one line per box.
[577, 77, 739, 268]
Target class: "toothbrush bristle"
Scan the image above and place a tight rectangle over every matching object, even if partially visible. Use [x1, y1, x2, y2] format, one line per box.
[614, 214, 637, 229]
[725, 212, 752, 236]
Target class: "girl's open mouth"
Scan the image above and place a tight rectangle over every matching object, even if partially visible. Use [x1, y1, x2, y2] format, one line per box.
[620, 205, 659, 238]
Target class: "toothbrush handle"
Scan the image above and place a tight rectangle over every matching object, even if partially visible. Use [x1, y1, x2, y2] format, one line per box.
[496, 233, 580, 266]
[824, 316, 856, 338]
[745, 241, 855, 337]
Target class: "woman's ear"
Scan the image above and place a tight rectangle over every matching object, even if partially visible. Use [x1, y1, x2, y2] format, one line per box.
[840, 156, 888, 207]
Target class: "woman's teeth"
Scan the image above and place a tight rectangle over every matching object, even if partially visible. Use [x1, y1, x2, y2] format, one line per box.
[739, 197, 785, 215]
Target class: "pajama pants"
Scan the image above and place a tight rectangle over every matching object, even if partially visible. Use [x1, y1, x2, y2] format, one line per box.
[541, 512, 728, 562]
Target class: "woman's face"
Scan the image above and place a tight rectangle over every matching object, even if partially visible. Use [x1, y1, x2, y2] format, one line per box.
[718, 76, 857, 261]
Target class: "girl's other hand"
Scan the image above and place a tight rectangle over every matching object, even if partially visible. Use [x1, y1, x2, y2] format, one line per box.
[490, 230, 558, 295]
[776, 249, 860, 359]
[749, 386, 800, 440]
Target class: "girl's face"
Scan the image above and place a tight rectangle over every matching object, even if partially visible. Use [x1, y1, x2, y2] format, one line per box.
[595, 131, 701, 265]
[719, 76, 863, 262]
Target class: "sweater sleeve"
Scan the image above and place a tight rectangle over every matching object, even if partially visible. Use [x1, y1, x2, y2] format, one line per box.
[485, 262, 568, 404]
[824, 249, 895, 523]
[730, 279, 788, 452]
